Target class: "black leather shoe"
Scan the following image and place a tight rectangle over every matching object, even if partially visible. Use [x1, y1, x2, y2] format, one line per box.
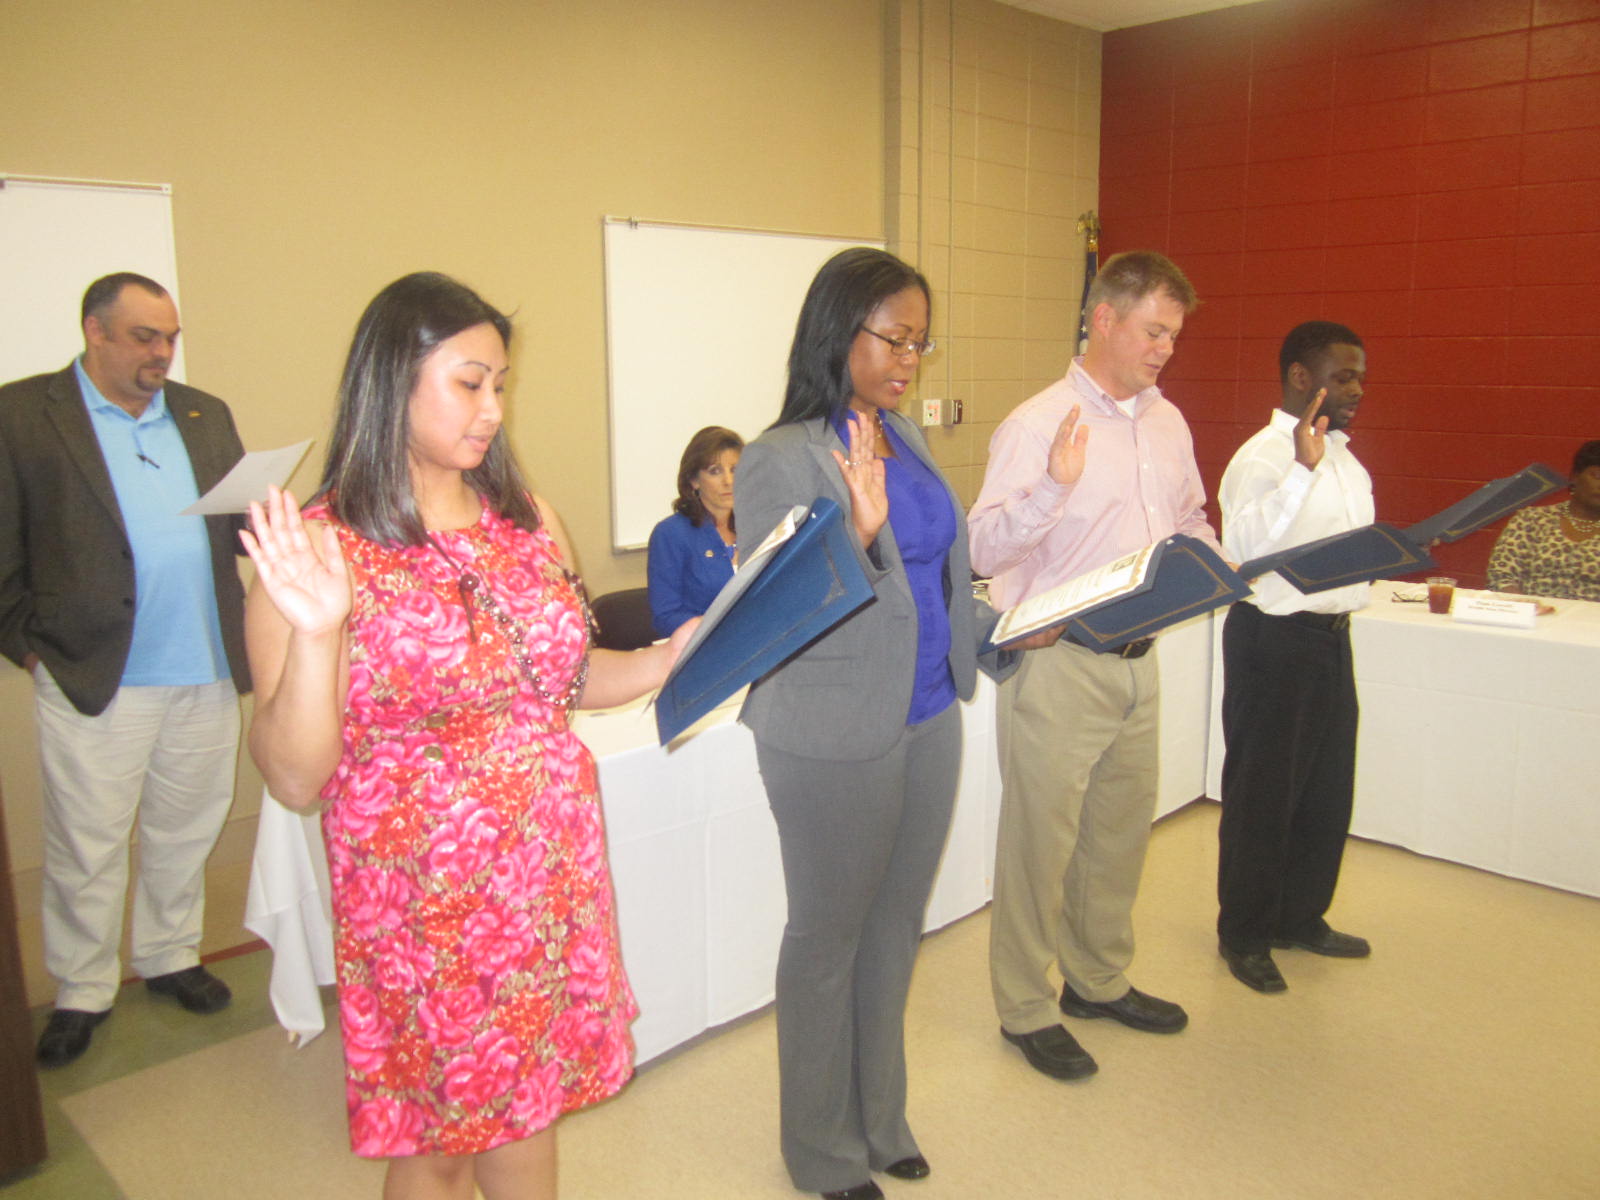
[1219, 943, 1287, 993]
[1060, 982, 1188, 1033]
[37, 1007, 110, 1068]
[822, 1183, 882, 1200]
[1273, 927, 1371, 958]
[1001, 1024, 1098, 1080]
[885, 1154, 930, 1180]
[145, 965, 232, 1014]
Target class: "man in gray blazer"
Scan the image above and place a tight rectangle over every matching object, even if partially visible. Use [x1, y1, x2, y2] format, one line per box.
[0, 273, 251, 1067]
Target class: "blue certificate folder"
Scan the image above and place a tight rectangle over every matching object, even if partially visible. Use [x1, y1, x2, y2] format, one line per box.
[1238, 523, 1436, 595]
[1063, 536, 1250, 652]
[984, 535, 1249, 655]
[1234, 463, 1562, 596]
[654, 496, 873, 744]
[1403, 463, 1565, 547]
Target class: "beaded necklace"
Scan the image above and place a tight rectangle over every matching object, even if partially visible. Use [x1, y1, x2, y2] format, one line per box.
[1565, 501, 1600, 537]
[431, 531, 594, 712]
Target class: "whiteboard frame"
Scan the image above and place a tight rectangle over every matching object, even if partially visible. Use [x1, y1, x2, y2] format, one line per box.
[0, 174, 185, 386]
[601, 216, 884, 552]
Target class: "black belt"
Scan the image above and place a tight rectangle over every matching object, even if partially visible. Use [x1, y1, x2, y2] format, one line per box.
[1275, 609, 1351, 632]
[1067, 633, 1155, 659]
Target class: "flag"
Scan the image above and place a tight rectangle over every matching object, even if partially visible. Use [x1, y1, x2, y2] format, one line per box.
[1076, 211, 1100, 355]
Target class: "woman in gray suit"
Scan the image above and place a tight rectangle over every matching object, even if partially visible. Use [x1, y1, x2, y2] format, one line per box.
[736, 248, 1016, 1200]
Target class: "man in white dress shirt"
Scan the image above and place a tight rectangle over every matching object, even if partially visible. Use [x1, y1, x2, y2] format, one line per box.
[1216, 321, 1374, 993]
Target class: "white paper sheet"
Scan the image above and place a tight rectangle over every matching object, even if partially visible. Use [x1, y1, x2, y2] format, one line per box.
[179, 440, 313, 515]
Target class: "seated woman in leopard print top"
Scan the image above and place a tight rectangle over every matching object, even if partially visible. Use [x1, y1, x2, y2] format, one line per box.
[1486, 439, 1600, 603]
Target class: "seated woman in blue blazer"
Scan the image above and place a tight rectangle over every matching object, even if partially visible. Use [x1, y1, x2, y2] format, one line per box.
[735, 248, 1030, 1200]
[646, 425, 743, 636]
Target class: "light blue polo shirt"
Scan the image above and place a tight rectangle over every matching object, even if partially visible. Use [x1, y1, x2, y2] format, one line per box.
[76, 359, 229, 686]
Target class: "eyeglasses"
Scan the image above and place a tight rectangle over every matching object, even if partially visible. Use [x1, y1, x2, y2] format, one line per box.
[859, 326, 937, 357]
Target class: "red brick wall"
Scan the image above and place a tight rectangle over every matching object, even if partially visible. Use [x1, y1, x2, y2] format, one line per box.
[1100, 0, 1600, 585]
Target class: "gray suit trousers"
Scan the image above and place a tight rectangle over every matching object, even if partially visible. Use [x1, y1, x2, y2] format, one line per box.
[756, 703, 961, 1193]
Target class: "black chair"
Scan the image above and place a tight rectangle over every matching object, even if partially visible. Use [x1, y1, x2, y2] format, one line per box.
[589, 587, 659, 650]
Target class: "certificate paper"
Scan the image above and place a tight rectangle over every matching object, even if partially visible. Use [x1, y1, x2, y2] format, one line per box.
[659, 505, 805, 672]
[738, 507, 801, 569]
[180, 440, 313, 515]
[655, 497, 874, 743]
[990, 543, 1158, 646]
[982, 536, 1249, 654]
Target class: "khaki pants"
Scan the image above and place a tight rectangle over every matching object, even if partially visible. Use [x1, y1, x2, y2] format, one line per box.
[34, 668, 240, 1012]
[989, 640, 1159, 1034]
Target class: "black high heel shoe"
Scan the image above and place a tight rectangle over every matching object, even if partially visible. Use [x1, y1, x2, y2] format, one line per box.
[821, 1183, 883, 1200]
[885, 1154, 931, 1180]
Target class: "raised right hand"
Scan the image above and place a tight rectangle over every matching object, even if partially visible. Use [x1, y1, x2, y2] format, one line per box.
[1047, 404, 1090, 485]
[830, 411, 889, 549]
[1294, 389, 1330, 470]
[240, 485, 352, 635]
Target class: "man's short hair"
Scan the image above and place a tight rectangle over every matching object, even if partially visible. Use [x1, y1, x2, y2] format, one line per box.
[1083, 250, 1197, 320]
[1279, 320, 1364, 384]
[81, 272, 169, 327]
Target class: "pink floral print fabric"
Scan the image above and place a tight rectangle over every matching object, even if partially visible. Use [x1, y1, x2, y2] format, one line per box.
[308, 502, 636, 1158]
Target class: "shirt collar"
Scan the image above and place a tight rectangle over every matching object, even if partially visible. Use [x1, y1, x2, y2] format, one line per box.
[1269, 405, 1350, 446]
[75, 356, 169, 423]
[1067, 357, 1160, 417]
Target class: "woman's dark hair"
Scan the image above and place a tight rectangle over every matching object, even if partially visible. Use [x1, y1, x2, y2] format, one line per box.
[672, 425, 744, 528]
[1572, 440, 1600, 477]
[315, 271, 539, 545]
[773, 247, 931, 427]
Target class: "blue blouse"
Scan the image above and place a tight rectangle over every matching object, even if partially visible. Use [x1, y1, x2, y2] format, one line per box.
[647, 511, 736, 636]
[835, 413, 958, 725]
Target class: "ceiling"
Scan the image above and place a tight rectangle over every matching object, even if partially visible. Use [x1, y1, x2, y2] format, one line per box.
[1001, 0, 1261, 33]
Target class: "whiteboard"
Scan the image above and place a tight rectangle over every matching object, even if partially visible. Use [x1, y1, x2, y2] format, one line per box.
[602, 219, 882, 551]
[0, 177, 185, 385]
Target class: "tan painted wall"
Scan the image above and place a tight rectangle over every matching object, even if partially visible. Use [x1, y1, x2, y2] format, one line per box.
[887, 0, 1102, 501]
[2, 0, 1100, 1010]
[0, 0, 886, 1006]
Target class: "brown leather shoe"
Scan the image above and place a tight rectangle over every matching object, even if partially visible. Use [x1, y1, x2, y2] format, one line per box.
[145, 965, 232, 1014]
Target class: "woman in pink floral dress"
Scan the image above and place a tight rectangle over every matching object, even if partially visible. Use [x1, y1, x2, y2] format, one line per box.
[243, 273, 693, 1199]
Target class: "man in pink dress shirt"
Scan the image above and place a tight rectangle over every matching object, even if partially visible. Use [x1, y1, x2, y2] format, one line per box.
[969, 251, 1222, 1081]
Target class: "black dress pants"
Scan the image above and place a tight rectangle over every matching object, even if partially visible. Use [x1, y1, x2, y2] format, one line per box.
[1217, 602, 1359, 954]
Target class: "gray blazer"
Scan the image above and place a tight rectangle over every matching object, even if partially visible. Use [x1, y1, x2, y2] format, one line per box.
[0, 364, 252, 715]
[736, 411, 1011, 762]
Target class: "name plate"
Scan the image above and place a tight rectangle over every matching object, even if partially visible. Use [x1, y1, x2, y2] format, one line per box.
[1451, 593, 1537, 629]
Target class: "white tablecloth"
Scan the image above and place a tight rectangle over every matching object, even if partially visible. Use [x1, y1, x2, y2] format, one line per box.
[1205, 583, 1600, 898]
[246, 620, 1217, 1056]
[243, 687, 1004, 1057]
